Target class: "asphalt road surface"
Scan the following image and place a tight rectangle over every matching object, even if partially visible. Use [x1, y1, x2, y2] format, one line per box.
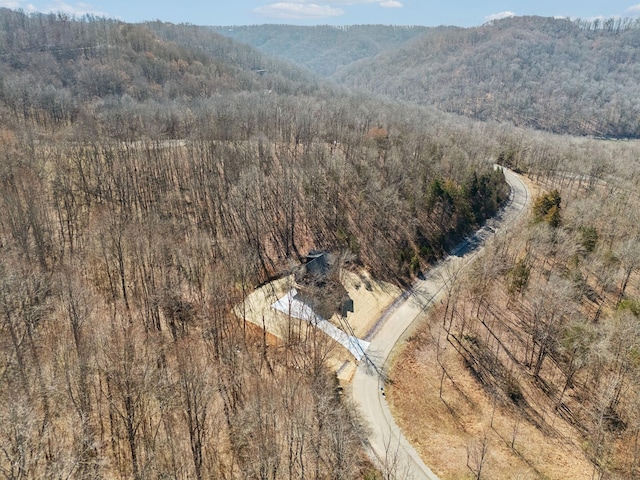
[351, 167, 531, 480]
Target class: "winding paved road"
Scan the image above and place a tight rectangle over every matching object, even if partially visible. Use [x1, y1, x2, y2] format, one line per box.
[351, 167, 531, 480]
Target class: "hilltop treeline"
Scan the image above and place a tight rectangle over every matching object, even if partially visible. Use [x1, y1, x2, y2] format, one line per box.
[0, 9, 512, 479]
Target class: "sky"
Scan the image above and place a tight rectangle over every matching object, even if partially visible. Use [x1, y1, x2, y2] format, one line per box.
[2, 0, 640, 27]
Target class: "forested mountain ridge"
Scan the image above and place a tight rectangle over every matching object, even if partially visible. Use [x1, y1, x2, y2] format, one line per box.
[0, 9, 514, 479]
[4, 7, 640, 480]
[0, 8, 324, 141]
[0, 8, 509, 283]
[209, 24, 428, 76]
[333, 16, 640, 138]
[220, 18, 640, 138]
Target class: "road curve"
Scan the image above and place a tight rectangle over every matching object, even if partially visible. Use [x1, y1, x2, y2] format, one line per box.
[351, 167, 531, 480]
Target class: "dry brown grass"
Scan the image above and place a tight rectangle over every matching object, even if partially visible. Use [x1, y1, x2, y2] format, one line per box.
[388, 303, 594, 480]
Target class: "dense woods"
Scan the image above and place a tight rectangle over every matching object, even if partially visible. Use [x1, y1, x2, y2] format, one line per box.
[334, 16, 640, 138]
[218, 17, 640, 139]
[4, 7, 640, 479]
[0, 9, 514, 479]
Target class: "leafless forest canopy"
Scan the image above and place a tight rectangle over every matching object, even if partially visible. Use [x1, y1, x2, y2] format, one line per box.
[218, 17, 640, 138]
[1, 8, 640, 480]
[406, 136, 640, 479]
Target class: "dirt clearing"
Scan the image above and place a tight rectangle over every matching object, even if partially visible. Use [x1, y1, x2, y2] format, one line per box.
[237, 269, 401, 381]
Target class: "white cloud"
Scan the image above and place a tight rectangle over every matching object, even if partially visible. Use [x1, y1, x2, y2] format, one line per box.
[254, 0, 404, 19]
[46, 0, 108, 16]
[0, 0, 37, 10]
[628, 4, 640, 12]
[380, 0, 402, 7]
[254, 3, 344, 20]
[0, 0, 107, 16]
[307, 0, 403, 5]
[485, 11, 516, 22]
[329, 0, 401, 4]
[316, 0, 377, 4]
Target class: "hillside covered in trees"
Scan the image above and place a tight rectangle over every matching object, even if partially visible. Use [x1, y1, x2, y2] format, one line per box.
[0, 9, 513, 479]
[0, 9, 324, 141]
[4, 6, 640, 479]
[390, 135, 640, 479]
[209, 24, 428, 77]
[215, 17, 640, 139]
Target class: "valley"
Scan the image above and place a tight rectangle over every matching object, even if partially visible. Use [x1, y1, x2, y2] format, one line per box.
[1, 8, 640, 480]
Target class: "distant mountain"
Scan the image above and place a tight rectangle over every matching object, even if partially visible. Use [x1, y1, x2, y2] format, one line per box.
[146, 21, 320, 88]
[332, 16, 640, 138]
[5, 12, 639, 139]
[210, 24, 428, 77]
[208, 18, 640, 138]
